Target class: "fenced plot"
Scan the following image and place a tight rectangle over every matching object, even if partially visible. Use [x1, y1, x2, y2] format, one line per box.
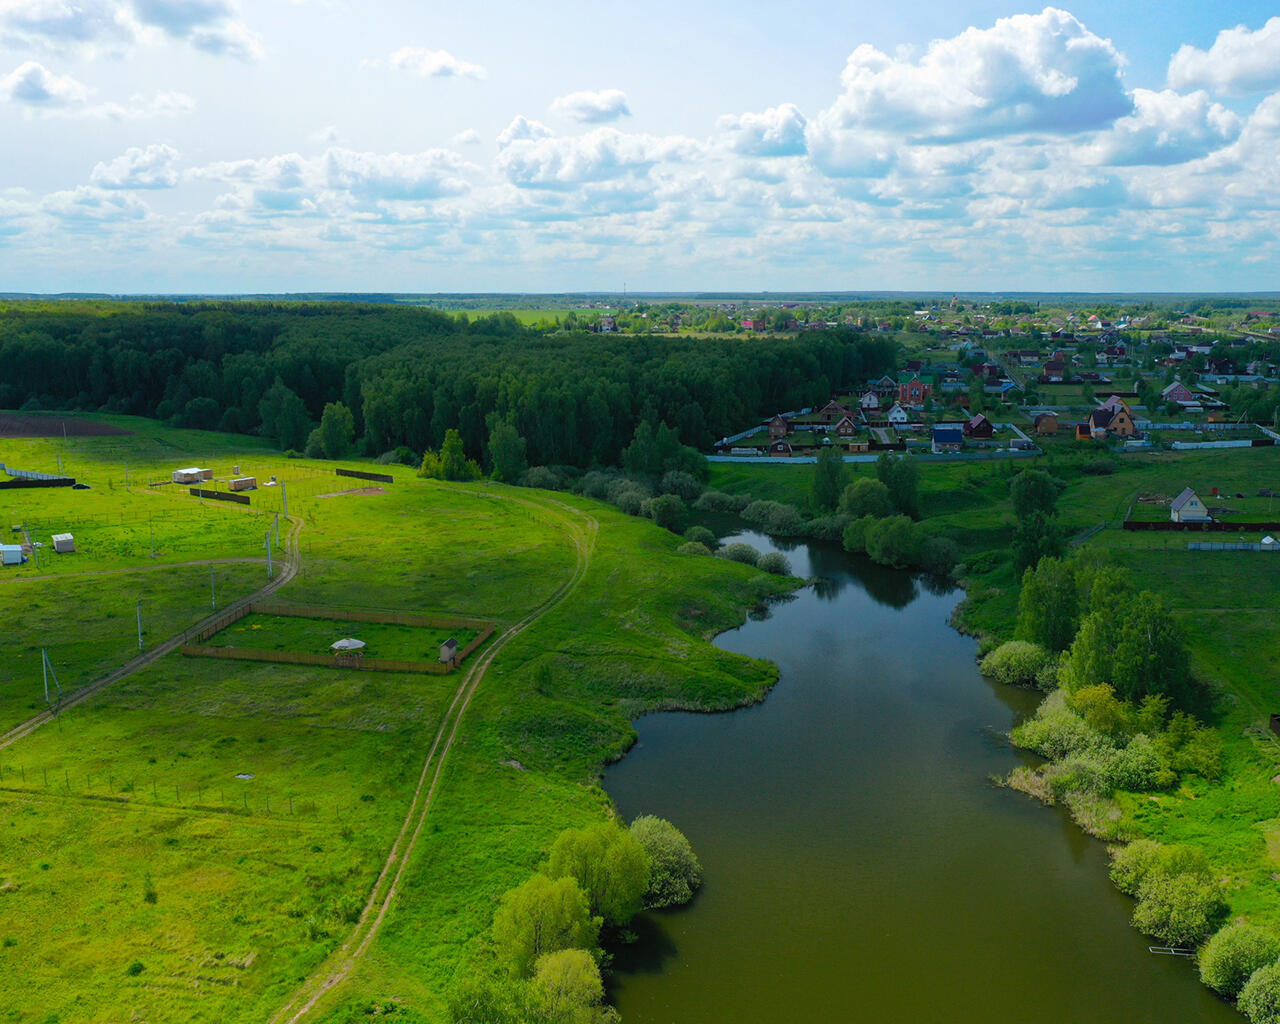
[183, 603, 495, 673]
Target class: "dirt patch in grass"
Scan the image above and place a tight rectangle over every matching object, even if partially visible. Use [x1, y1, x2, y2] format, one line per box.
[0, 413, 132, 438]
[316, 486, 387, 499]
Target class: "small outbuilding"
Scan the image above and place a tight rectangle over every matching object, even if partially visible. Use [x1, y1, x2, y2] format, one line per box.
[172, 467, 213, 484]
[964, 413, 994, 439]
[229, 477, 257, 492]
[1170, 487, 1212, 523]
[769, 439, 794, 458]
[52, 533, 75, 554]
[932, 426, 963, 454]
[0, 544, 24, 566]
[1262, 536, 1279, 552]
[1033, 412, 1059, 435]
[439, 638, 458, 664]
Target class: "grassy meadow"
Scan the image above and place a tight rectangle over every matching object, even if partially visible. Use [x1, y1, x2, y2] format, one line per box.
[0, 413, 793, 1023]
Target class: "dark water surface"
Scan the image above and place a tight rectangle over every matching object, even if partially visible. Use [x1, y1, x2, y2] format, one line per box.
[605, 532, 1238, 1024]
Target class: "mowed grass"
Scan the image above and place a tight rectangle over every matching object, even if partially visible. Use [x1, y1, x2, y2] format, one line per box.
[206, 613, 478, 661]
[0, 562, 267, 733]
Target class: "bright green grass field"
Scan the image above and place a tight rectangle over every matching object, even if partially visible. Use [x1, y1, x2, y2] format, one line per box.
[206, 613, 478, 661]
[0, 562, 267, 733]
[0, 413, 793, 1024]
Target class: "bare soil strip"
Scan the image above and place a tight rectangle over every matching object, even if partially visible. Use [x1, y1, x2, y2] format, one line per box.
[0, 413, 132, 438]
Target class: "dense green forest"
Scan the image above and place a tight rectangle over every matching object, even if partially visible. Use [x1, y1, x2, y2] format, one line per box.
[0, 301, 897, 466]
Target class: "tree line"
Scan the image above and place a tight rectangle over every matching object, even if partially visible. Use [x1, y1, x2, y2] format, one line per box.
[0, 301, 897, 469]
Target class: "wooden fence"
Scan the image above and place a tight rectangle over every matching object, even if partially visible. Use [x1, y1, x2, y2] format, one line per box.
[1124, 520, 1280, 532]
[189, 488, 251, 504]
[251, 602, 493, 631]
[335, 468, 394, 484]
[181, 643, 451, 674]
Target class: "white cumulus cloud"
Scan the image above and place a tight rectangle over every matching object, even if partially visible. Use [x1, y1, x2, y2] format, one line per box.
[323, 147, 472, 201]
[91, 143, 181, 188]
[131, 0, 260, 60]
[1, 60, 88, 105]
[550, 88, 631, 124]
[718, 103, 807, 156]
[1168, 17, 1280, 95]
[496, 115, 553, 148]
[0, 0, 135, 50]
[496, 128, 692, 189]
[1089, 88, 1240, 166]
[813, 7, 1130, 146]
[378, 46, 485, 78]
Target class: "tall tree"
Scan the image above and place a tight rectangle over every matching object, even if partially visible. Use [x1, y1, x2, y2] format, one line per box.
[1015, 557, 1078, 652]
[318, 401, 355, 458]
[488, 418, 528, 482]
[811, 447, 846, 513]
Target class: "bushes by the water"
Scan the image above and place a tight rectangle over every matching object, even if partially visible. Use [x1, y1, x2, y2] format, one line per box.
[1132, 870, 1226, 946]
[677, 541, 712, 557]
[841, 514, 956, 576]
[629, 816, 702, 909]
[839, 478, 893, 519]
[641, 494, 687, 534]
[741, 500, 805, 537]
[757, 552, 792, 576]
[980, 641, 1053, 690]
[1200, 924, 1280, 997]
[659, 471, 703, 501]
[683, 525, 717, 550]
[804, 513, 851, 543]
[1240, 960, 1280, 1024]
[716, 543, 760, 567]
[694, 490, 752, 514]
[491, 874, 599, 976]
[545, 822, 650, 926]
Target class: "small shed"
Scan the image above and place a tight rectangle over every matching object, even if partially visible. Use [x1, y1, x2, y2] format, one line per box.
[440, 638, 458, 664]
[1262, 536, 1279, 552]
[52, 533, 75, 554]
[230, 477, 257, 492]
[932, 426, 963, 454]
[964, 414, 994, 439]
[0, 544, 24, 566]
[769, 439, 794, 458]
[1171, 487, 1212, 523]
[172, 467, 213, 484]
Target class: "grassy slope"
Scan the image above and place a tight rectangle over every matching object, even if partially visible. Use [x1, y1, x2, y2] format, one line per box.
[0, 415, 792, 1024]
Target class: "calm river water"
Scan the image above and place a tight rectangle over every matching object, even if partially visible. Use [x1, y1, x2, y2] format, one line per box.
[605, 531, 1238, 1024]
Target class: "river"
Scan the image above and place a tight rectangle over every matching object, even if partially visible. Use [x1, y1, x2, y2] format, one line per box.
[604, 531, 1238, 1024]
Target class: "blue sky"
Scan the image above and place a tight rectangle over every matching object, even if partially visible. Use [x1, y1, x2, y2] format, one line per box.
[1, 1, 1278, 293]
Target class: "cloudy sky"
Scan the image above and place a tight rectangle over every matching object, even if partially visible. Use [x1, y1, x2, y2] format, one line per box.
[1, 1, 1278, 293]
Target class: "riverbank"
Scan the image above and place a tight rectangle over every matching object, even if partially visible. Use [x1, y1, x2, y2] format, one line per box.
[605, 529, 1240, 1023]
[701, 451, 1280, 1018]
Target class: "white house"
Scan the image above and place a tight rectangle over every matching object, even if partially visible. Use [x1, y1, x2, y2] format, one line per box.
[886, 403, 909, 426]
[1170, 487, 1211, 523]
[172, 467, 213, 484]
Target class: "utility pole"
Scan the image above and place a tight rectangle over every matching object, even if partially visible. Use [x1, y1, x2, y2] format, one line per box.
[282, 482, 289, 518]
[136, 600, 143, 651]
[265, 534, 273, 579]
[210, 566, 216, 610]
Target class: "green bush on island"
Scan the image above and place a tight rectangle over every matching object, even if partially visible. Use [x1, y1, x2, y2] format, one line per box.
[630, 816, 703, 909]
[641, 494, 688, 533]
[1239, 960, 1280, 1024]
[1200, 924, 1280, 997]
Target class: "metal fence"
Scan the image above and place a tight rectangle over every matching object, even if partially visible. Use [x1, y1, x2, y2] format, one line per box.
[1187, 541, 1271, 552]
[181, 643, 452, 674]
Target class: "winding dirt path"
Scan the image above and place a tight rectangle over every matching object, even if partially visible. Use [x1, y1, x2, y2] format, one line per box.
[268, 490, 598, 1024]
[0, 516, 303, 751]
